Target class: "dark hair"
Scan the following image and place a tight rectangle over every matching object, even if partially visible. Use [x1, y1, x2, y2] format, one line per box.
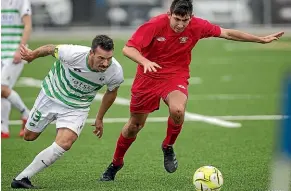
[91, 35, 114, 52]
[170, 0, 193, 16]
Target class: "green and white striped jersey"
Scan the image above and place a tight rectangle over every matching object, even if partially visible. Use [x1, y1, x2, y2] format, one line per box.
[42, 44, 124, 110]
[1, 0, 32, 60]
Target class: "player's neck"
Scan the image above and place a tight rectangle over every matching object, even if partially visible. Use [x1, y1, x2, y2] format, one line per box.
[168, 25, 185, 35]
[87, 56, 97, 72]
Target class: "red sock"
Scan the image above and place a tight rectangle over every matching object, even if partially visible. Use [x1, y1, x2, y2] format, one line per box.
[113, 133, 136, 166]
[162, 117, 182, 148]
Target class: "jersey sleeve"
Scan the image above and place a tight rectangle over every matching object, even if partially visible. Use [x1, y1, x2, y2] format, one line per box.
[19, 0, 32, 17]
[126, 22, 158, 52]
[106, 61, 124, 91]
[54, 44, 76, 66]
[107, 71, 124, 91]
[199, 19, 221, 39]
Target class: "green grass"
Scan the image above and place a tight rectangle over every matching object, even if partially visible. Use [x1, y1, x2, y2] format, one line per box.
[2, 37, 291, 191]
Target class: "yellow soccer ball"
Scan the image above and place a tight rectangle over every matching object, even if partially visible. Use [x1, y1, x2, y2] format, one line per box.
[193, 166, 223, 191]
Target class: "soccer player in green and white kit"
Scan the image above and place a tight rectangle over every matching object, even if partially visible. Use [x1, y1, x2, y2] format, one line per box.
[11, 35, 124, 189]
[1, 0, 32, 138]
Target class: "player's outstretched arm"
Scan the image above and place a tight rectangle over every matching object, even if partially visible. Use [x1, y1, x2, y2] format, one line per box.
[123, 46, 162, 73]
[92, 88, 119, 138]
[219, 28, 284, 44]
[19, 44, 56, 63]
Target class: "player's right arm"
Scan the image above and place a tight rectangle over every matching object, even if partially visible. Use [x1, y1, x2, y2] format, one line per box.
[123, 22, 162, 73]
[122, 47, 161, 73]
[19, 44, 56, 63]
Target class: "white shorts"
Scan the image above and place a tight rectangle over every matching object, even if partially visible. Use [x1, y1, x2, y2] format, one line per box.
[26, 90, 89, 136]
[1, 59, 25, 88]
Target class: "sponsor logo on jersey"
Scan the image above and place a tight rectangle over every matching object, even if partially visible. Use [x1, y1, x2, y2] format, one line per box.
[1, 14, 15, 23]
[156, 37, 166, 42]
[177, 85, 186, 89]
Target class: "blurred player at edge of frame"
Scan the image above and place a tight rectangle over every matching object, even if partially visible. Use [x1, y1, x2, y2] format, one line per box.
[1, 0, 32, 138]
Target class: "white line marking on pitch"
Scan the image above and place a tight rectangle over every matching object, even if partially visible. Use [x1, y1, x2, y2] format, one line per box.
[15, 77, 242, 128]
[185, 112, 241, 128]
[188, 93, 280, 101]
[17, 77, 203, 86]
[8, 115, 286, 126]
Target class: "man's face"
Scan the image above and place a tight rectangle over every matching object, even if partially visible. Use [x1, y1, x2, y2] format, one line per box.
[168, 13, 191, 33]
[89, 46, 113, 72]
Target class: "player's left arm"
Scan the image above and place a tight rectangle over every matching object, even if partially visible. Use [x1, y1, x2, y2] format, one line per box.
[219, 28, 284, 44]
[20, 15, 32, 49]
[14, 0, 32, 64]
[93, 87, 119, 138]
[93, 67, 124, 138]
[96, 87, 119, 121]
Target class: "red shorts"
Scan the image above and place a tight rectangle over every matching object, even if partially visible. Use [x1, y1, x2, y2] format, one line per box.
[130, 74, 189, 113]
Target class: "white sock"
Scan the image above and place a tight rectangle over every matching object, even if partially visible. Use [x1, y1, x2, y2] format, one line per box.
[1, 98, 11, 133]
[15, 142, 66, 180]
[7, 90, 30, 119]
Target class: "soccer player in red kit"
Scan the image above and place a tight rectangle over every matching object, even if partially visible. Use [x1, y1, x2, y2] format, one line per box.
[100, 0, 284, 181]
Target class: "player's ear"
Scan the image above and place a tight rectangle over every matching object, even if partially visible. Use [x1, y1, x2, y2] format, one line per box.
[167, 11, 171, 18]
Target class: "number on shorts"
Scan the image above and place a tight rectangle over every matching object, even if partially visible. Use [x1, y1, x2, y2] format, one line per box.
[31, 110, 42, 122]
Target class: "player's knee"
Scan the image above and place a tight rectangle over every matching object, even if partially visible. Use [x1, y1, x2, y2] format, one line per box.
[55, 139, 75, 151]
[169, 105, 185, 124]
[55, 128, 78, 151]
[23, 132, 37, 141]
[1, 85, 10, 98]
[170, 105, 184, 117]
[58, 142, 73, 151]
[135, 122, 145, 130]
[128, 122, 144, 133]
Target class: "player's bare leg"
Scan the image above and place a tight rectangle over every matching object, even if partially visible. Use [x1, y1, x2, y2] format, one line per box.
[162, 90, 187, 173]
[100, 113, 148, 181]
[1, 98, 11, 138]
[11, 128, 77, 189]
[1, 85, 30, 137]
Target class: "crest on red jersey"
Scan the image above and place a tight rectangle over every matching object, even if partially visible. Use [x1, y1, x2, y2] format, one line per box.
[179, 37, 188, 43]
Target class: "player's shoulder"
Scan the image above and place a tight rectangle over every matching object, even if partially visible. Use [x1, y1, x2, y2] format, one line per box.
[110, 57, 123, 73]
[190, 16, 210, 27]
[58, 44, 90, 54]
[57, 44, 90, 63]
[104, 57, 123, 77]
[145, 14, 168, 28]
[149, 14, 168, 23]
[59, 44, 90, 51]
[18, 0, 31, 8]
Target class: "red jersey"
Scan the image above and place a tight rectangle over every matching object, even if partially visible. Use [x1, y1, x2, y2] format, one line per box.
[126, 14, 221, 79]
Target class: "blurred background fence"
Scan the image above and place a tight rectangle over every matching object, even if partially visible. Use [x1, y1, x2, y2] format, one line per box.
[29, 0, 291, 39]
[31, 0, 291, 28]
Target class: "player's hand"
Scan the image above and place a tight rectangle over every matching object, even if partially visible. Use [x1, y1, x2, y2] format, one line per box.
[259, 31, 284, 44]
[19, 44, 35, 63]
[141, 61, 162, 73]
[92, 118, 104, 138]
[13, 50, 22, 64]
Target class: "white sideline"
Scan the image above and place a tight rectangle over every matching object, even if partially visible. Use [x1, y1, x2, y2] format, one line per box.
[15, 77, 242, 128]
